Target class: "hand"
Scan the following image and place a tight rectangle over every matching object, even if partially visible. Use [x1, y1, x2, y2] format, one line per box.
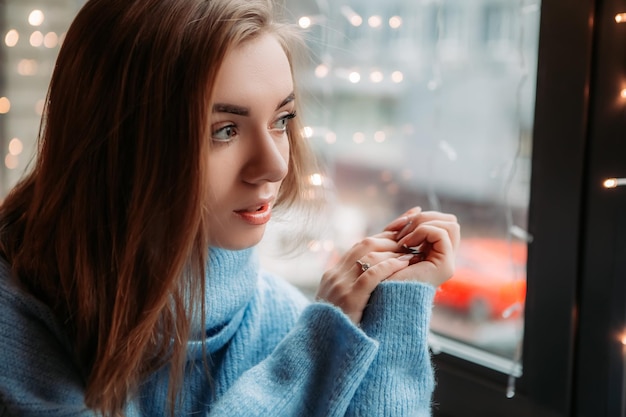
[384, 207, 461, 287]
[316, 231, 415, 324]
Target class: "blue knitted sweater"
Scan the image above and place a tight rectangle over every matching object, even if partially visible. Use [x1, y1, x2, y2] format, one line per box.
[0, 247, 435, 416]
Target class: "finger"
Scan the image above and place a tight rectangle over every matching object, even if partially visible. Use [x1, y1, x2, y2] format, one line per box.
[370, 230, 399, 240]
[339, 236, 403, 271]
[385, 210, 457, 234]
[394, 210, 454, 241]
[399, 224, 457, 266]
[398, 220, 460, 251]
[383, 206, 422, 231]
[395, 211, 425, 240]
[353, 251, 409, 278]
[412, 211, 458, 224]
[353, 255, 414, 292]
[352, 235, 402, 252]
[396, 219, 415, 241]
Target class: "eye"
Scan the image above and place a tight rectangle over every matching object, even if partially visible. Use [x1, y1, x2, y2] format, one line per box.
[212, 123, 237, 142]
[270, 111, 297, 132]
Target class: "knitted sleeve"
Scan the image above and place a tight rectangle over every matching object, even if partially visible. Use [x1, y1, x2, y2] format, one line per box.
[208, 301, 380, 417]
[346, 281, 437, 416]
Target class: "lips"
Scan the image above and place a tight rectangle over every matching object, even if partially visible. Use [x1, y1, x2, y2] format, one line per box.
[234, 201, 272, 225]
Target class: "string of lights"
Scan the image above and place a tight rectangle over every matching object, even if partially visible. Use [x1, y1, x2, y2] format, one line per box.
[602, 11, 626, 192]
[1, 3, 71, 195]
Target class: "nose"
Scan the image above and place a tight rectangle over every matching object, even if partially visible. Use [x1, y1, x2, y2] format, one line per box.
[242, 131, 289, 185]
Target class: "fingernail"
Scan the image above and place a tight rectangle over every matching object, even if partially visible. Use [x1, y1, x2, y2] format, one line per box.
[397, 220, 412, 240]
[398, 254, 414, 261]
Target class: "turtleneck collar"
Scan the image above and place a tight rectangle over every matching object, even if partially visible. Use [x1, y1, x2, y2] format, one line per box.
[205, 247, 258, 329]
[188, 247, 259, 354]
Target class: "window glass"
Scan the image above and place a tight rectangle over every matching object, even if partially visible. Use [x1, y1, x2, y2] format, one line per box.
[261, 0, 541, 378]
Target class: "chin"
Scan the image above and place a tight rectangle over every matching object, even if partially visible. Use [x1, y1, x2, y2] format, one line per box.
[210, 229, 266, 250]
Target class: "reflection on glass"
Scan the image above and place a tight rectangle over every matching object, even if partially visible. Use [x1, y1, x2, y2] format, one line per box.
[261, 0, 541, 380]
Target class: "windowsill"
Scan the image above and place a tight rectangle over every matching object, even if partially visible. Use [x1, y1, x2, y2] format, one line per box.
[429, 332, 523, 378]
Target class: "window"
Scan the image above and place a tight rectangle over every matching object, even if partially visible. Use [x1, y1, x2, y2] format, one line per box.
[262, 0, 541, 381]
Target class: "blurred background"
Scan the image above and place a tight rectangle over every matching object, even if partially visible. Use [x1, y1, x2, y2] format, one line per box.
[0, 0, 540, 383]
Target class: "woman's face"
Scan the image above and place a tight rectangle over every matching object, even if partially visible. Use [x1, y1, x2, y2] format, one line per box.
[206, 33, 294, 250]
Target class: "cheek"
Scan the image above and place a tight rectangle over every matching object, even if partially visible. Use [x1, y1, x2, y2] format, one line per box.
[206, 155, 236, 196]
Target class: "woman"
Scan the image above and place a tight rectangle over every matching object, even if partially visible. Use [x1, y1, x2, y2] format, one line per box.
[0, 0, 460, 416]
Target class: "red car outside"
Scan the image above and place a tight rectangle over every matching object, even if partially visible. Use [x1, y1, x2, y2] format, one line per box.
[434, 237, 527, 321]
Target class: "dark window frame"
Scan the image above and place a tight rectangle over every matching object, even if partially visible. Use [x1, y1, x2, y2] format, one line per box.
[575, 0, 626, 414]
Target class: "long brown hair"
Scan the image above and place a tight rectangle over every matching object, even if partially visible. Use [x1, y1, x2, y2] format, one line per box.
[0, 0, 314, 415]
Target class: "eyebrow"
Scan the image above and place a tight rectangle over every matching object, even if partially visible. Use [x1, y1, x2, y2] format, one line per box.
[212, 92, 295, 116]
[276, 92, 295, 110]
